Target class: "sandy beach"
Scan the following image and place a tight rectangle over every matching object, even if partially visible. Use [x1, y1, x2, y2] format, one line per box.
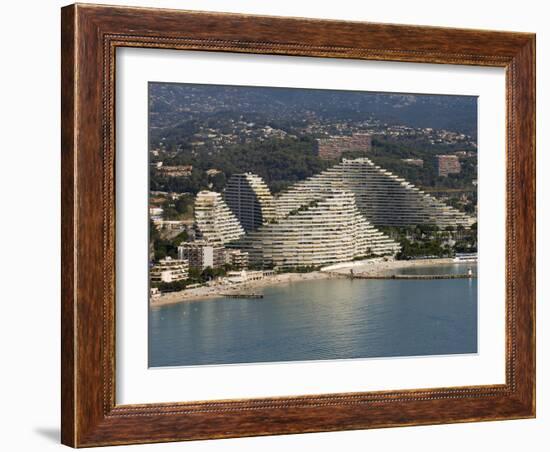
[150, 270, 337, 307]
[328, 257, 457, 276]
[149, 257, 469, 307]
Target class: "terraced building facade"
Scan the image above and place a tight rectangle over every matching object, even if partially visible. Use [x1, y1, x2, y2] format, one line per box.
[188, 157, 474, 269]
[230, 189, 400, 269]
[224, 173, 276, 232]
[275, 158, 475, 228]
[194, 191, 245, 245]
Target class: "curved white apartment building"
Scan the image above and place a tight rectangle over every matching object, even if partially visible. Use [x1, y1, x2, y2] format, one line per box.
[194, 191, 245, 245]
[224, 173, 276, 232]
[275, 158, 475, 228]
[231, 189, 400, 269]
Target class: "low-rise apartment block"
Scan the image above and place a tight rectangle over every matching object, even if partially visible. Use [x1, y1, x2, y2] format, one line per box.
[178, 240, 225, 270]
[224, 249, 249, 269]
[150, 257, 189, 283]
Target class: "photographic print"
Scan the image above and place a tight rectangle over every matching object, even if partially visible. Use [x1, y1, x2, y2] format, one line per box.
[61, 6, 535, 444]
[147, 82, 478, 368]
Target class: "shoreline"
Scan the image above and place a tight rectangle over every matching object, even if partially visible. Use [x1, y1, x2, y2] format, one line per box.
[328, 257, 460, 276]
[149, 271, 336, 307]
[150, 258, 475, 307]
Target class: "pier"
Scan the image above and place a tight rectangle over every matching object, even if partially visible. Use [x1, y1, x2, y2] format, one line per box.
[220, 293, 264, 299]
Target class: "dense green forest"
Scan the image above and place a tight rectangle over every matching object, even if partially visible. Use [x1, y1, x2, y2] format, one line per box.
[150, 134, 476, 194]
[151, 136, 333, 194]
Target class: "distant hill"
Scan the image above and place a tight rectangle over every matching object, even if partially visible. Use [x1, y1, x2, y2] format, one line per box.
[149, 83, 477, 138]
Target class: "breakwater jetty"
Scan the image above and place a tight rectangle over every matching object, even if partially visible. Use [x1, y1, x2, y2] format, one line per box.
[350, 273, 475, 280]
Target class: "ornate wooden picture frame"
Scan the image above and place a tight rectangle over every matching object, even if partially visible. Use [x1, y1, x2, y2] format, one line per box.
[61, 3, 535, 447]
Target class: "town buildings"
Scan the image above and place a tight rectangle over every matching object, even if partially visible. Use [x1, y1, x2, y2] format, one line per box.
[156, 164, 193, 177]
[152, 219, 188, 235]
[150, 257, 189, 283]
[315, 133, 372, 160]
[149, 206, 164, 222]
[177, 242, 249, 271]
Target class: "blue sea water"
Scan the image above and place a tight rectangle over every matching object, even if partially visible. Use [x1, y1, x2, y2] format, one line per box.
[148, 264, 477, 367]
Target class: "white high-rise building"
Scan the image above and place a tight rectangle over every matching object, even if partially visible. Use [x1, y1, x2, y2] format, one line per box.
[274, 158, 475, 228]
[231, 189, 400, 269]
[224, 173, 276, 232]
[194, 191, 245, 245]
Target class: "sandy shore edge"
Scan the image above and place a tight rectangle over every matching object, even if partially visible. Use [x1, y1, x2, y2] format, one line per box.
[329, 257, 457, 276]
[150, 270, 336, 307]
[149, 257, 470, 307]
